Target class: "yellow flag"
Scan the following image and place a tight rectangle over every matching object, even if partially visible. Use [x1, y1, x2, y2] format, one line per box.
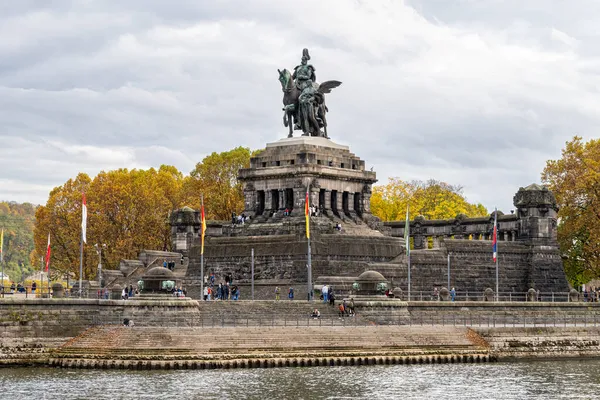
[201, 203, 206, 255]
[305, 191, 310, 239]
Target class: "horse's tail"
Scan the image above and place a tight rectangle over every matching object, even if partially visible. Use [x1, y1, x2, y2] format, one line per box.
[283, 112, 289, 127]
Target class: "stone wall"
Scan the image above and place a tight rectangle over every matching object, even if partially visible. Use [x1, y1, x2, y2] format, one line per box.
[368, 238, 569, 298]
[408, 301, 600, 324]
[184, 233, 403, 300]
[478, 327, 600, 360]
[0, 298, 200, 341]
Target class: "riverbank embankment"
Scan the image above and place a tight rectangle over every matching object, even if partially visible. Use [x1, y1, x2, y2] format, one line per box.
[2, 298, 600, 369]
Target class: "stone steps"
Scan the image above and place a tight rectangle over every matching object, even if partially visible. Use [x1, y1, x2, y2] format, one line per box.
[60, 326, 481, 358]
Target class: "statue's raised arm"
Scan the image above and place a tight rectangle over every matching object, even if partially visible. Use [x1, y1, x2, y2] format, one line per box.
[278, 48, 342, 139]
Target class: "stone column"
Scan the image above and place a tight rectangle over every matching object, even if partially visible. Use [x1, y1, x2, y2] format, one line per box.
[347, 192, 357, 215]
[243, 188, 256, 217]
[309, 188, 319, 213]
[323, 190, 332, 215]
[432, 236, 441, 249]
[353, 192, 362, 216]
[362, 190, 372, 214]
[264, 190, 272, 213]
[336, 192, 344, 217]
[290, 188, 305, 216]
[279, 189, 286, 211]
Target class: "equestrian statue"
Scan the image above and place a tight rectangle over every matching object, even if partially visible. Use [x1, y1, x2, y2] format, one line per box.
[278, 48, 342, 138]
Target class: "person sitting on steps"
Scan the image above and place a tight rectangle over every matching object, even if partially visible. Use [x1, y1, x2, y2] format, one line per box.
[311, 308, 321, 319]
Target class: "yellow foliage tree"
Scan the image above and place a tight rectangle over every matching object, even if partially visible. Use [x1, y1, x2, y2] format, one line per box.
[33, 166, 185, 280]
[33, 173, 91, 279]
[371, 178, 488, 221]
[542, 136, 600, 285]
[181, 147, 253, 220]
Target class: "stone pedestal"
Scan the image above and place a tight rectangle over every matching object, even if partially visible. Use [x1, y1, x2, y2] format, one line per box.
[238, 137, 377, 221]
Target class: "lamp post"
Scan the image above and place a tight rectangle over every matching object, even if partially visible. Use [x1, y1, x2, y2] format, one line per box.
[94, 244, 106, 291]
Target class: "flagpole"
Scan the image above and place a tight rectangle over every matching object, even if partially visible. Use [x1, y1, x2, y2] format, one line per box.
[79, 232, 83, 298]
[307, 235, 312, 302]
[407, 253, 411, 301]
[496, 256, 499, 302]
[200, 194, 204, 302]
[79, 193, 87, 298]
[200, 198, 204, 300]
[1, 229, 4, 298]
[447, 252, 450, 290]
[493, 208, 499, 302]
[405, 205, 411, 302]
[306, 186, 313, 302]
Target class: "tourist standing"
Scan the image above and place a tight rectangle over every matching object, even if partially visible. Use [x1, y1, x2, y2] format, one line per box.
[275, 286, 280, 300]
[450, 287, 456, 302]
[322, 284, 329, 303]
[288, 287, 294, 300]
[203, 286, 209, 301]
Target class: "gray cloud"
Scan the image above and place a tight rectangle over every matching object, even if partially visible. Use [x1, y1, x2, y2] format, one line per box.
[1, 0, 599, 215]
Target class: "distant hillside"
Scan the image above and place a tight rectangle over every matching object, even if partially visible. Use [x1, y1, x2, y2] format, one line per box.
[0, 201, 36, 282]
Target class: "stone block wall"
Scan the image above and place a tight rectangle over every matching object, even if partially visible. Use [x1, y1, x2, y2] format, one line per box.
[185, 233, 403, 300]
[0, 298, 200, 341]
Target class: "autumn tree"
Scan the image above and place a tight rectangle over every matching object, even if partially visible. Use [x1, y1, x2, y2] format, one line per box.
[33, 166, 185, 280]
[542, 136, 600, 286]
[371, 178, 488, 221]
[33, 173, 91, 279]
[181, 147, 253, 220]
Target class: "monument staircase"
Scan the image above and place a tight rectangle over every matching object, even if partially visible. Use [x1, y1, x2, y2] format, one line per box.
[53, 325, 490, 366]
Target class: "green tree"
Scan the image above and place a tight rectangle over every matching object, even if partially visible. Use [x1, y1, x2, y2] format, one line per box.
[542, 136, 600, 286]
[0, 201, 36, 282]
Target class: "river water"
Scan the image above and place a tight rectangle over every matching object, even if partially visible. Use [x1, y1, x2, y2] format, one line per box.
[1, 360, 599, 399]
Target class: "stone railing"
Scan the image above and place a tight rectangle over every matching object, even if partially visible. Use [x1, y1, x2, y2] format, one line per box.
[385, 213, 519, 249]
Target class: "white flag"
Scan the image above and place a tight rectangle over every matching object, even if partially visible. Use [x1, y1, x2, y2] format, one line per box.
[82, 193, 87, 244]
[405, 204, 410, 257]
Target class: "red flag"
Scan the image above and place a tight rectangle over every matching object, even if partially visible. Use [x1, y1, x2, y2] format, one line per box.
[201, 203, 206, 255]
[45, 233, 51, 272]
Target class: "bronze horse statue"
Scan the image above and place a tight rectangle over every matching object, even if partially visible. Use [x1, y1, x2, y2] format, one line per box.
[278, 68, 341, 138]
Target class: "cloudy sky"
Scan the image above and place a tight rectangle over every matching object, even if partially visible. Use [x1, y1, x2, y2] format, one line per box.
[1, 0, 598, 214]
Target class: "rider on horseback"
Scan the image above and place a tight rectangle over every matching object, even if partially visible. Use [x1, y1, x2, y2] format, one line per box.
[292, 49, 324, 132]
